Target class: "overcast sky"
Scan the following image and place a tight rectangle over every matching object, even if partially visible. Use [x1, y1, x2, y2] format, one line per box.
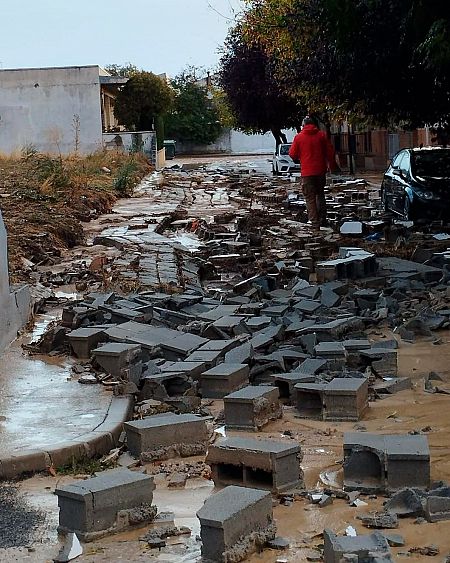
[0, 0, 244, 76]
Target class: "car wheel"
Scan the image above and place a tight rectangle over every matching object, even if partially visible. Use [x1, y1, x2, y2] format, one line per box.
[272, 164, 280, 176]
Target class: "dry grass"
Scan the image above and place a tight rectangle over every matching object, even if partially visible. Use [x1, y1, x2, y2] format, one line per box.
[0, 149, 152, 280]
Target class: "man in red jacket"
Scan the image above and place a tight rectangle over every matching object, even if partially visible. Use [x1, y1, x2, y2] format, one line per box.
[289, 116, 337, 230]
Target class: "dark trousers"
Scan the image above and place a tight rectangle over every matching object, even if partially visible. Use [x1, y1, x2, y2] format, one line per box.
[302, 175, 327, 227]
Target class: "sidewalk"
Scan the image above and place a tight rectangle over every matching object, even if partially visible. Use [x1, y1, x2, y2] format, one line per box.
[0, 312, 131, 478]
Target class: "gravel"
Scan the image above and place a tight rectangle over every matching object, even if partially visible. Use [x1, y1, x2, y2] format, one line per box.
[0, 484, 45, 548]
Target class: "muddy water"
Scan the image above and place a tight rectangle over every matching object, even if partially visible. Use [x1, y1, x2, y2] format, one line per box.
[1, 279, 449, 561]
[4, 334, 449, 562]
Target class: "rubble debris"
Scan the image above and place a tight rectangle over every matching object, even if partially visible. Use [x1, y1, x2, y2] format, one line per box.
[197, 485, 276, 563]
[54, 532, 83, 562]
[267, 537, 290, 550]
[343, 433, 430, 493]
[141, 524, 191, 549]
[323, 528, 393, 563]
[207, 437, 303, 492]
[357, 511, 399, 529]
[409, 544, 440, 556]
[56, 469, 156, 542]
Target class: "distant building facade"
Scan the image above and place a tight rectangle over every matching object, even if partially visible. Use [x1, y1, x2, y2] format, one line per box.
[0, 65, 156, 161]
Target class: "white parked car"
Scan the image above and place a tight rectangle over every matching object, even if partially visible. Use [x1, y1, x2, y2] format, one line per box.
[272, 143, 300, 175]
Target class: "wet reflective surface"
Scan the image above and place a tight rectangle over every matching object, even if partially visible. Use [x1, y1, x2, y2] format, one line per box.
[0, 309, 112, 455]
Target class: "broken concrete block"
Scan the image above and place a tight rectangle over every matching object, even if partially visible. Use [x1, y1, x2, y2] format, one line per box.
[340, 221, 363, 235]
[92, 343, 142, 383]
[224, 385, 282, 430]
[358, 511, 399, 529]
[323, 529, 393, 563]
[360, 348, 398, 377]
[197, 485, 275, 563]
[200, 363, 249, 398]
[56, 469, 156, 541]
[54, 532, 83, 562]
[245, 316, 272, 332]
[373, 377, 412, 395]
[296, 378, 368, 421]
[124, 414, 211, 461]
[207, 437, 303, 493]
[384, 487, 425, 517]
[343, 433, 430, 493]
[68, 327, 107, 359]
[318, 493, 333, 508]
[296, 358, 327, 375]
[184, 349, 223, 368]
[383, 533, 405, 547]
[270, 372, 315, 403]
[424, 485, 450, 522]
[314, 341, 346, 358]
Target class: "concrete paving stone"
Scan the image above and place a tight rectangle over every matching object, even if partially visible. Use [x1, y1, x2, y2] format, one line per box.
[68, 327, 107, 359]
[224, 341, 254, 364]
[160, 361, 207, 377]
[314, 341, 346, 357]
[56, 469, 155, 540]
[184, 349, 223, 367]
[212, 315, 247, 331]
[197, 339, 238, 353]
[244, 316, 272, 331]
[295, 358, 327, 374]
[295, 300, 322, 314]
[198, 305, 241, 321]
[343, 433, 430, 494]
[263, 305, 290, 317]
[250, 325, 284, 350]
[294, 285, 320, 299]
[320, 289, 341, 308]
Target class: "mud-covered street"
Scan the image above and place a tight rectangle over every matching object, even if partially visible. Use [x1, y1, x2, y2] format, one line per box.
[2, 157, 450, 563]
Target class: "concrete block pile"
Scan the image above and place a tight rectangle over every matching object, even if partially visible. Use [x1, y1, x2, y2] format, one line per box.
[33, 165, 450, 561]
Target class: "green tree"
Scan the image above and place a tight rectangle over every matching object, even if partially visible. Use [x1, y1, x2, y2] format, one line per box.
[104, 62, 139, 77]
[219, 24, 305, 146]
[239, 0, 450, 133]
[165, 73, 223, 144]
[114, 71, 174, 131]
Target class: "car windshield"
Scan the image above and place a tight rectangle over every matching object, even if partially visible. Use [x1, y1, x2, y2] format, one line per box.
[279, 144, 291, 156]
[412, 151, 450, 178]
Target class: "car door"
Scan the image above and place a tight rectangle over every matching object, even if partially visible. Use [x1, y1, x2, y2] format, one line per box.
[392, 151, 411, 213]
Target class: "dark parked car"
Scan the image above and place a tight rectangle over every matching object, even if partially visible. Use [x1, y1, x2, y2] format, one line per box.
[381, 147, 450, 221]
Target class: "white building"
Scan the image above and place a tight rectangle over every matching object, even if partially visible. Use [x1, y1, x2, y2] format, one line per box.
[0, 65, 156, 159]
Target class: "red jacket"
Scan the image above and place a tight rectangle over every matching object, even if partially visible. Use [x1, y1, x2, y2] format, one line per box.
[289, 124, 336, 176]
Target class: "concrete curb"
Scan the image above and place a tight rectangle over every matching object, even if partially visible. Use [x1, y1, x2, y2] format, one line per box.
[0, 395, 133, 480]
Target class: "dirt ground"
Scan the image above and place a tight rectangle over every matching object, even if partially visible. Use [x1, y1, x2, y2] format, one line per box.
[0, 150, 151, 281]
[1, 332, 449, 563]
